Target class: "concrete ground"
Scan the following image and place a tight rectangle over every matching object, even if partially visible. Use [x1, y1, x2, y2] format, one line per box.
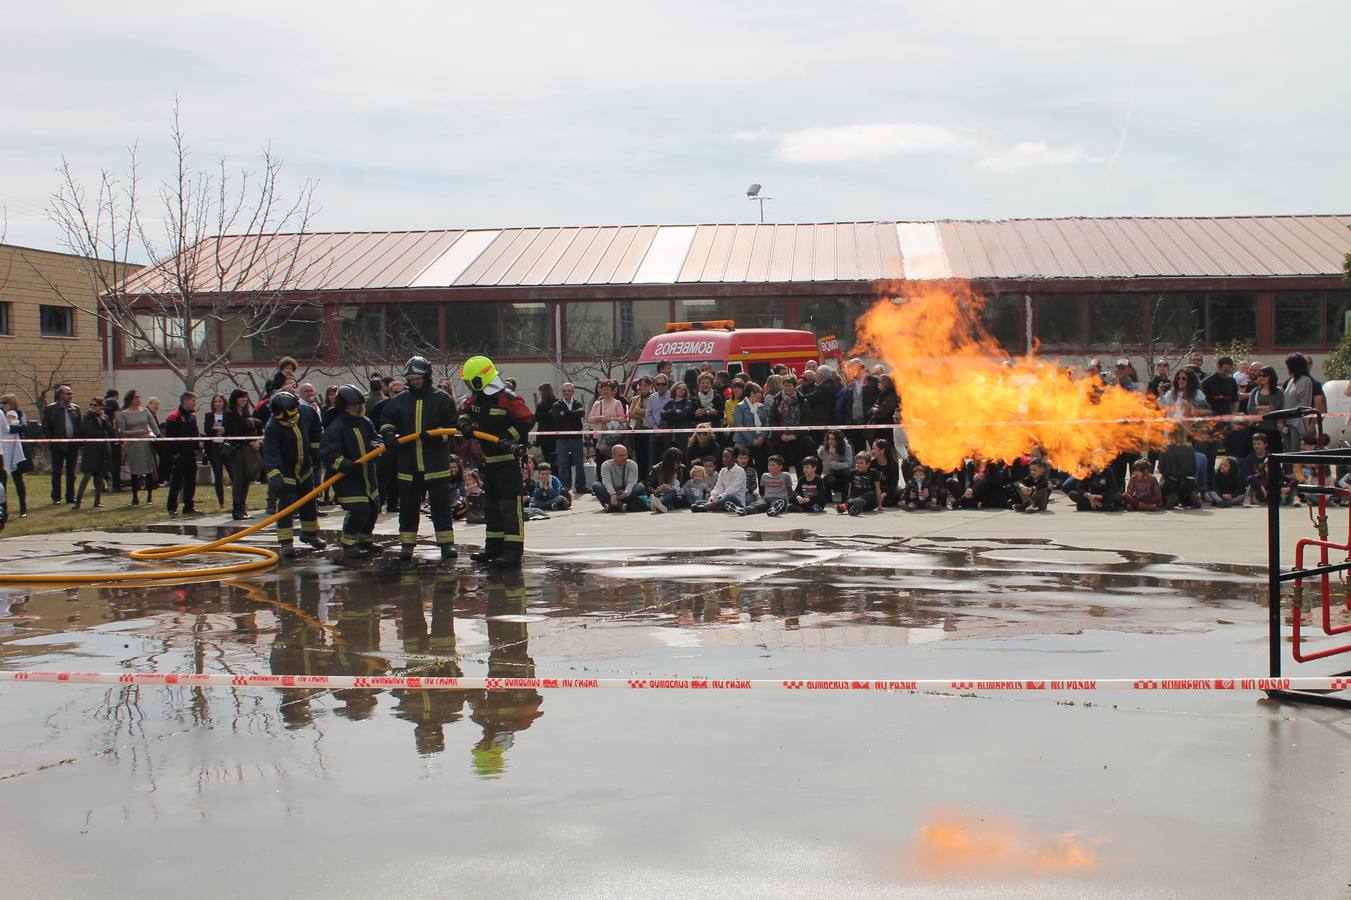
[1, 496, 1349, 898]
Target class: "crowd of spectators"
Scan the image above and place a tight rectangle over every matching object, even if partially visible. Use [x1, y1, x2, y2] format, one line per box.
[0, 350, 1338, 531]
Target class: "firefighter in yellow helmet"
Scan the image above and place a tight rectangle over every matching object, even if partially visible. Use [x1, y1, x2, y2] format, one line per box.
[458, 356, 534, 569]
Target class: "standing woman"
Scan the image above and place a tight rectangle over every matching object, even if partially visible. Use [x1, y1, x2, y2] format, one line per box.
[0, 395, 28, 517]
[202, 393, 228, 510]
[1281, 353, 1315, 452]
[146, 397, 172, 487]
[534, 383, 559, 468]
[223, 388, 261, 520]
[868, 374, 900, 445]
[660, 381, 696, 451]
[117, 390, 159, 506]
[1246, 366, 1284, 450]
[74, 397, 113, 509]
[587, 379, 628, 466]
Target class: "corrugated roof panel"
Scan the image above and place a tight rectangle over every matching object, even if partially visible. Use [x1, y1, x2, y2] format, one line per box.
[498, 227, 561, 285]
[537, 227, 597, 284]
[853, 222, 883, 279]
[453, 230, 522, 285]
[1066, 219, 1130, 279]
[789, 224, 815, 281]
[675, 225, 716, 282]
[588, 227, 642, 283]
[763, 225, 794, 282]
[1031, 219, 1090, 278]
[1163, 218, 1240, 275]
[876, 221, 904, 279]
[1219, 218, 1301, 276]
[936, 221, 979, 279]
[834, 223, 859, 280]
[411, 230, 496, 287]
[525, 229, 581, 284]
[698, 224, 738, 282]
[626, 226, 680, 283]
[367, 231, 453, 287]
[322, 232, 393, 289]
[1010, 220, 1065, 278]
[474, 228, 543, 285]
[744, 224, 776, 281]
[722, 224, 758, 282]
[811, 224, 836, 281]
[561, 227, 618, 285]
[1291, 216, 1351, 263]
[896, 222, 953, 280]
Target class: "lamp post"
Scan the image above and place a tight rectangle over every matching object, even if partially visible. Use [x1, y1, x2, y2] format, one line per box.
[746, 184, 772, 223]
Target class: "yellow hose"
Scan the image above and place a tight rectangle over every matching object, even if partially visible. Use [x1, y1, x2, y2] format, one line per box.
[0, 427, 499, 586]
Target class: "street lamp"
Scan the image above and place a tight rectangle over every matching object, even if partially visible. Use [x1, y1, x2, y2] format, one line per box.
[746, 183, 772, 223]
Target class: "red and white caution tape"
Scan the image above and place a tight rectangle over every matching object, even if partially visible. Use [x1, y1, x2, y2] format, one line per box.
[0, 671, 1342, 693]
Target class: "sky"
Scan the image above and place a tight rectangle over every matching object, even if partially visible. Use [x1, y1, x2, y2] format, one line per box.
[2, 1, 1348, 255]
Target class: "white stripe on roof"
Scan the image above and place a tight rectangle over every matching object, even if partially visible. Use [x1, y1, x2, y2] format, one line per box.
[632, 226, 697, 284]
[895, 222, 952, 280]
[410, 230, 502, 287]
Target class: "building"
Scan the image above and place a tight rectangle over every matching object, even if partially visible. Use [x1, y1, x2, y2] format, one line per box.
[112, 215, 1351, 402]
[0, 243, 136, 416]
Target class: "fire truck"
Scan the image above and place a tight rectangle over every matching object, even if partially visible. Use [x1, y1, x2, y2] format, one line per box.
[628, 321, 825, 387]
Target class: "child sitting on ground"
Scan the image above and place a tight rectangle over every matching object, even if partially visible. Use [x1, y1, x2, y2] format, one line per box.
[699, 455, 719, 493]
[695, 451, 747, 512]
[528, 462, 570, 512]
[1207, 456, 1243, 508]
[464, 467, 485, 524]
[737, 448, 759, 510]
[446, 455, 470, 520]
[683, 465, 712, 508]
[792, 456, 827, 512]
[902, 463, 941, 510]
[838, 451, 883, 516]
[739, 454, 792, 517]
[1014, 459, 1050, 513]
[1122, 459, 1163, 511]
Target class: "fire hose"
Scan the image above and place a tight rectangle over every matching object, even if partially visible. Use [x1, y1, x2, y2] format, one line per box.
[0, 428, 499, 586]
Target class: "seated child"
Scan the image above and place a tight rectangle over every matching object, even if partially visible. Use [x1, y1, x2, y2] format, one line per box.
[902, 464, 941, 510]
[1207, 456, 1243, 508]
[739, 454, 792, 517]
[528, 462, 570, 512]
[837, 452, 883, 516]
[1122, 459, 1162, 511]
[1013, 459, 1050, 513]
[792, 457, 827, 512]
[683, 465, 712, 508]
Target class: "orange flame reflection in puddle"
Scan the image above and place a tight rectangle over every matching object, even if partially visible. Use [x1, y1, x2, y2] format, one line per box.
[908, 810, 1103, 877]
[853, 281, 1168, 474]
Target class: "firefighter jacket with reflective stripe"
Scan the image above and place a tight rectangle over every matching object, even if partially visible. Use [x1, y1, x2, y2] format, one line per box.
[460, 389, 534, 464]
[320, 411, 381, 501]
[261, 406, 320, 485]
[379, 384, 457, 479]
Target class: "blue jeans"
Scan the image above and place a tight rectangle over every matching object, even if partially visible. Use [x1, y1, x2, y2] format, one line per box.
[1193, 452, 1209, 493]
[532, 494, 570, 511]
[555, 438, 586, 492]
[592, 481, 649, 511]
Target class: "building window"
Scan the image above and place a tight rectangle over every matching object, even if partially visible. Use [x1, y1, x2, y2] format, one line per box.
[39, 304, 74, 337]
[443, 302, 500, 358]
[565, 302, 615, 357]
[338, 304, 386, 358]
[118, 313, 209, 364]
[1206, 293, 1257, 346]
[251, 310, 326, 362]
[386, 304, 442, 356]
[1148, 294, 1205, 351]
[1328, 291, 1351, 346]
[797, 297, 867, 352]
[980, 293, 1024, 353]
[1275, 292, 1324, 347]
[501, 302, 551, 357]
[674, 297, 783, 330]
[0, 301, 10, 335]
[1033, 294, 1086, 348]
[1087, 294, 1145, 349]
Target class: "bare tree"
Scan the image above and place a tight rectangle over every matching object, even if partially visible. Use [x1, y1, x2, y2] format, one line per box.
[0, 338, 76, 416]
[39, 99, 330, 394]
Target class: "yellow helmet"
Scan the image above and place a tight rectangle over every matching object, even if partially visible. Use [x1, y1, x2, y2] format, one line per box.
[462, 356, 500, 393]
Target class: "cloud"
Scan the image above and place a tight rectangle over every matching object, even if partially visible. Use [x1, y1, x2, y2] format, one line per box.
[775, 123, 974, 163]
[731, 129, 772, 142]
[975, 141, 1095, 172]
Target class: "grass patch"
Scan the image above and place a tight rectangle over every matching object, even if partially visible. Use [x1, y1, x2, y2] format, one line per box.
[2, 483, 273, 538]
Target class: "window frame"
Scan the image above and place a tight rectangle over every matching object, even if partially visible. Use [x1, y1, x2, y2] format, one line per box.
[38, 304, 75, 338]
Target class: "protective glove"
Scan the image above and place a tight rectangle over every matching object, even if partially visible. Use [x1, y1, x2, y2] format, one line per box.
[339, 460, 357, 475]
[496, 439, 516, 456]
[458, 415, 475, 435]
[268, 474, 284, 491]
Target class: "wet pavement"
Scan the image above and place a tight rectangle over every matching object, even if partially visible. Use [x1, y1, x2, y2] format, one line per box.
[2, 522, 1350, 898]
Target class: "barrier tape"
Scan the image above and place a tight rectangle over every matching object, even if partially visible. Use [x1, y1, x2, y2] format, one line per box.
[0, 671, 1344, 693]
[0, 412, 1333, 444]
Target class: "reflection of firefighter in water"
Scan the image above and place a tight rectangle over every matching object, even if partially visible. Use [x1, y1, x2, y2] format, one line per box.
[393, 579, 466, 755]
[267, 573, 330, 728]
[330, 585, 388, 720]
[470, 573, 543, 776]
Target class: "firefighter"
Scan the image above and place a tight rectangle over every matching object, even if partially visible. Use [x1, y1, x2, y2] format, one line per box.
[260, 391, 327, 558]
[379, 356, 459, 562]
[459, 356, 534, 569]
[320, 384, 384, 560]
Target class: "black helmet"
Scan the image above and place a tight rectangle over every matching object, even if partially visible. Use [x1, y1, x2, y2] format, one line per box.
[270, 391, 300, 419]
[336, 384, 364, 408]
[404, 356, 432, 379]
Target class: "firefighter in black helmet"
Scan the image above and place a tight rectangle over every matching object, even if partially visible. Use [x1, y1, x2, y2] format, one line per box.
[261, 391, 326, 558]
[379, 356, 459, 562]
[459, 356, 534, 569]
[320, 384, 383, 559]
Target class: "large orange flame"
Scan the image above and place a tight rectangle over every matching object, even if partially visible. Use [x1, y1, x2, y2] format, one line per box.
[852, 282, 1166, 473]
[907, 810, 1103, 876]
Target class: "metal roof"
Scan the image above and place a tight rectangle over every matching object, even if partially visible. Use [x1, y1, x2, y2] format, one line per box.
[118, 215, 1351, 294]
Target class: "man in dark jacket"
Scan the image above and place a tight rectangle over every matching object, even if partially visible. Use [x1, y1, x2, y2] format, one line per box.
[379, 357, 459, 562]
[41, 384, 80, 504]
[369, 378, 404, 513]
[162, 392, 201, 515]
[1066, 467, 1122, 511]
[551, 382, 587, 493]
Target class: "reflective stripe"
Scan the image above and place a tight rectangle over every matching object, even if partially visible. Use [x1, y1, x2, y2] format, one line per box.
[434, 530, 454, 543]
[277, 528, 294, 541]
[266, 468, 282, 480]
[353, 428, 372, 496]
[282, 477, 298, 485]
[414, 399, 425, 471]
[488, 408, 507, 416]
[341, 534, 358, 546]
[397, 472, 414, 482]
[301, 521, 318, 532]
[399, 532, 417, 542]
[486, 531, 504, 538]
[483, 453, 514, 463]
[504, 534, 524, 543]
[290, 422, 304, 480]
